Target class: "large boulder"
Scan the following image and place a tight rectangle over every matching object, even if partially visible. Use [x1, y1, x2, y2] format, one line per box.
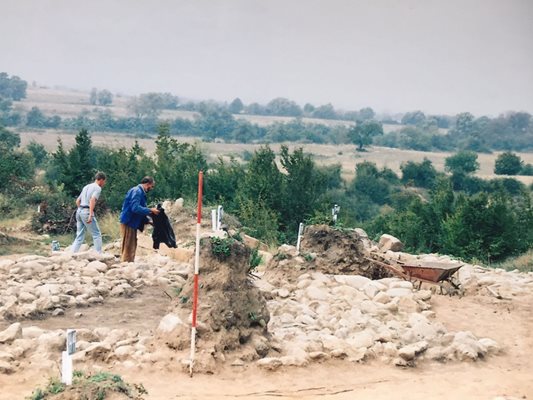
[378, 234, 404, 252]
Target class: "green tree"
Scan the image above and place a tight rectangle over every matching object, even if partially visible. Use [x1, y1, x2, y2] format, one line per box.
[312, 103, 337, 119]
[0, 72, 27, 100]
[441, 192, 520, 262]
[358, 107, 375, 121]
[348, 120, 384, 151]
[97, 89, 113, 106]
[47, 138, 69, 185]
[401, 111, 426, 125]
[445, 151, 479, 175]
[47, 130, 95, 196]
[153, 125, 208, 201]
[279, 146, 325, 236]
[521, 164, 533, 176]
[303, 103, 315, 115]
[128, 92, 179, 118]
[400, 158, 437, 188]
[265, 97, 302, 117]
[454, 112, 476, 137]
[349, 161, 393, 205]
[67, 129, 95, 195]
[238, 198, 280, 244]
[204, 156, 245, 212]
[494, 152, 523, 175]
[237, 146, 282, 212]
[89, 88, 97, 105]
[26, 141, 48, 167]
[0, 125, 21, 148]
[0, 127, 34, 194]
[228, 98, 244, 114]
[26, 107, 47, 127]
[94, 144, 155, 210]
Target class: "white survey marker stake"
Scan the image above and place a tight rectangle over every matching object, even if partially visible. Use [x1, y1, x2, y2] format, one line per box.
[216, 205, 223, 231]
[61, 329, 76, 385]
[332, 204, 340, 225]
[211, 209, 217, 232]
[296, 222, 304, 253]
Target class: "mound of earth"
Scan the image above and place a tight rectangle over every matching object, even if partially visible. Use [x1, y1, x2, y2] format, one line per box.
[264, 225, 393, 286]
[154, 237, 271, 372]
[28, 371, 147, 400]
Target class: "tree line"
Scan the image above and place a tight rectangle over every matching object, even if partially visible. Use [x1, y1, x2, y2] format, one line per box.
[1, 125, 531, 263]
[2, 71, 532, 153]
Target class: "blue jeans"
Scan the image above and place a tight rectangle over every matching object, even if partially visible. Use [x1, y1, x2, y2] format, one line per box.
[71, 209, 102, 253]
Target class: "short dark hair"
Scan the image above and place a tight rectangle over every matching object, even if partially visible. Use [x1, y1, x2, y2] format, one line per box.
[141, 176, 154, 184]
[95, 171, 106, 181]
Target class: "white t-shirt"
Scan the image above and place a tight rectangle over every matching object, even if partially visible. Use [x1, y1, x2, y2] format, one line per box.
[77, 182, 102, 207]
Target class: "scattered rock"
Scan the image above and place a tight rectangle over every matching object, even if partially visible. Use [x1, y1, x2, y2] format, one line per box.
[0, 323, 22, 344]
[257, 357, 283, 370]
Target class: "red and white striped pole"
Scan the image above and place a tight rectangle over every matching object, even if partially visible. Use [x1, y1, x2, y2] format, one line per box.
[189, 170, 203, 377]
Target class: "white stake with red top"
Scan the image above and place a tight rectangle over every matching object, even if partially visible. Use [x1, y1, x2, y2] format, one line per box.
[189, 170, 203, 377]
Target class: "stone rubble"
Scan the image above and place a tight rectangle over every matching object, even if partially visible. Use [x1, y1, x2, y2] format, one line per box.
[1, 225, 532, 375]
[259, 271, 501, 369]
[0, 251, 190, 321]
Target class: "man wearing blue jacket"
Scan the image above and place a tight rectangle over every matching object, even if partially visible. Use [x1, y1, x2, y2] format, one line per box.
[119, 176, 160, 262]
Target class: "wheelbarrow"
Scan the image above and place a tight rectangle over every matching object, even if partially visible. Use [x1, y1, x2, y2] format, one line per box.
[364, 254, 464, 295]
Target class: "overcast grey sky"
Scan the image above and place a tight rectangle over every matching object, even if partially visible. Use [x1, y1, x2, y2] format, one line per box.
[1, 0, 532, 116]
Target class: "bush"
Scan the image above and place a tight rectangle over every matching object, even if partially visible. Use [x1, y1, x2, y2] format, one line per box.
[31, 189, 76, 234]
[27, 371, 147, 400]
[349, 162, 393, 205]
[445, 151, 479, 175]
[0, 193, 20, 217]
[249, 245, 262, 272]
[521, 163, 533, 176]
[210, 236, 234, 260]
[494, 152, 523, 175]
[400, 158, 437, 188]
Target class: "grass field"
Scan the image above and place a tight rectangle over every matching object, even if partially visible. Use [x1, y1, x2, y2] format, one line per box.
[11, 86, 532, 184]
[16, 129, 533, 185]
[16, 87, 409, 130]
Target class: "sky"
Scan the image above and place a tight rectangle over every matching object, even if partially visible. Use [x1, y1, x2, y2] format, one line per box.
[1, 0, 532, 116]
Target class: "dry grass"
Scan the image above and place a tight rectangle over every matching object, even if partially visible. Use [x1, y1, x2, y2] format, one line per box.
[12, 86, 533, 185]
[17, 129, 533, 186]
[16, 87, 409, 130]
[494, 250, 533, 273]
[99, 212, 121, 243]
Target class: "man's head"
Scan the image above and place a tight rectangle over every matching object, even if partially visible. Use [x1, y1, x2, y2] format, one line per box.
[141, 176, 155, 192]
[95, 171, 107, 187]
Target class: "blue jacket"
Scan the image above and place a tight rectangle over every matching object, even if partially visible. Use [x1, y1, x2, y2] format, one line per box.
[119, 185, 151, 230]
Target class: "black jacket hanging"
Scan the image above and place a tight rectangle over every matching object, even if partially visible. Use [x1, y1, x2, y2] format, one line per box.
[152, 204, 177, 249]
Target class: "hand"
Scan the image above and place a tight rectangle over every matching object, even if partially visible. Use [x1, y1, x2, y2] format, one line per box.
[87, 215, 93, 224]
[150, 208, 160, 215]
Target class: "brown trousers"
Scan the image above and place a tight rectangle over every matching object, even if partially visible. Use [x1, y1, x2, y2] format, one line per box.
[120, 224, 137, 262]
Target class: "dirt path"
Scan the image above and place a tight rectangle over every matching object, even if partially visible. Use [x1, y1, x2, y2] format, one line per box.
[3, 359, 531, 400]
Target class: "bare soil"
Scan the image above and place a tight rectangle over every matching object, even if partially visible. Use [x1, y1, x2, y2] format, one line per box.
[2, 286, 532, 400]
[0, 286, 170, 334]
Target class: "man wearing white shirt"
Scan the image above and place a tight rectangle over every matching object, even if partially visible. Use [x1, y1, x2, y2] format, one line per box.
[71, 172, 107, 253]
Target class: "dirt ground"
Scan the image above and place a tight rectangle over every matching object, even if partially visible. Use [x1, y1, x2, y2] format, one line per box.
[1, 289, 531, 400]
[0, 286, 170, 334]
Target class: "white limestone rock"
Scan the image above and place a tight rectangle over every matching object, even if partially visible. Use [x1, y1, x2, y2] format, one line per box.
[0, 323, 22, 344]
[378, 234, 404, 252]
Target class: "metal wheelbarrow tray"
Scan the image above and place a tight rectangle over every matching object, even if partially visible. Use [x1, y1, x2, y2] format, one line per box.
[401, 262, 462, 283]
[365, 254, 464, 295]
